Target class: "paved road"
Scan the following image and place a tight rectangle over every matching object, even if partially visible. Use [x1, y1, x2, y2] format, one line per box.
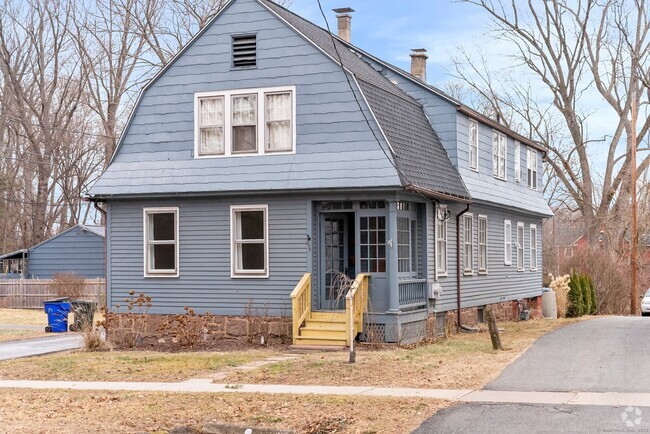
[0, 334, 82, 361]
[487, 316, 650, 393]
[413, 403, 650, 434]
[415, 317, 650, 433]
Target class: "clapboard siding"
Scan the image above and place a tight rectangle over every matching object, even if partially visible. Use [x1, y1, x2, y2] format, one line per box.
[107, 195, 308, 315]
[90, 0, 401, 197]
[28, 227, 105, 279]
[435, 202, 544, 312]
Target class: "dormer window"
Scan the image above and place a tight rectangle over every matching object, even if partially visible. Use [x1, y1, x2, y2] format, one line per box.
[232, 35, 256, 68]
[469, 119, 478, 171]
[194, 86, 295, 158]
[492, 130, 507, 180]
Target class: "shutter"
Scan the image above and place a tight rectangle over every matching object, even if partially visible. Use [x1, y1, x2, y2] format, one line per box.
[232, 35, 256, 67]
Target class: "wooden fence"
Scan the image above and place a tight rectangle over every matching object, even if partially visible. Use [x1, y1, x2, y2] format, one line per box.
[0, 278, 106, 309]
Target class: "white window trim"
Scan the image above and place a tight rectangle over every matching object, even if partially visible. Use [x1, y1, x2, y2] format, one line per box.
[530, 224, 538, 271]
[516, 222, 524, 272]
[514, 141, 521, 182]
[143, 207, 180, 278]
[478, 214, 488, 274]
[463, 213, 474, 275]
[469, 118, 479, 172]
[230, 204, 269, 278]
[436, 216, 448, 277]
[492, 130, 507, 181]
[504, 219, 512, 266]
[194, 86, 296, 158]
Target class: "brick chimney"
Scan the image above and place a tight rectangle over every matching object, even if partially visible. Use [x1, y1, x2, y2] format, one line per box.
[410, 48, 428, 82]
[332, 7, 355, 42]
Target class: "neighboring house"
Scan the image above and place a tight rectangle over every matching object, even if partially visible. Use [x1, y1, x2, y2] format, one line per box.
[87, 0, 552, 344]
[0, 225, 105, 279]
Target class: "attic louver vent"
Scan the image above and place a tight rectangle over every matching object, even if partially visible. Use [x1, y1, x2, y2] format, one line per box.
[232, 35, 257, 67]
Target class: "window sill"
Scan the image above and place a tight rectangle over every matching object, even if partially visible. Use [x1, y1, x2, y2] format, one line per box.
[504, 262, 512, 266]
[463, 271, 473, 276]
[144, 272, 180, 278]
[469, 167, 479, 173]
[530, 268, 538, 272]
[492, 175, 508, 181]
[436, 273, 448, 278]
[195, 150, 295, 159]
[231, 273, 270, 279]
[516, 268, 524, 272]
[478, 270, 488, 275]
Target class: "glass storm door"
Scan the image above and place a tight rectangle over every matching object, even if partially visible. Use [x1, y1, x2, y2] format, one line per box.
[320, 214, 348, 310]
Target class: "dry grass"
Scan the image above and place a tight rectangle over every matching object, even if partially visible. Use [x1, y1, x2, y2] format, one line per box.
[0, 350, 278, 382]
[0, 329, 49, 342]
[225, 317, 585, 389]
[0, 389, 448, 433]
[0, 308, 47, 326]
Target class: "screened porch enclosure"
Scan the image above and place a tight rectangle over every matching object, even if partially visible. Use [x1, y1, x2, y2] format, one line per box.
[313, 200, 429, 314]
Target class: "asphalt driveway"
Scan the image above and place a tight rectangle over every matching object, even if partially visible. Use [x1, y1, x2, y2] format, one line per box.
[487, 316, 650, 393]
[0, 334, 82, 361]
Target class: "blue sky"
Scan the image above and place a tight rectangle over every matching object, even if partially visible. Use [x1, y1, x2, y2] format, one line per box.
[288, 0, 489, 87]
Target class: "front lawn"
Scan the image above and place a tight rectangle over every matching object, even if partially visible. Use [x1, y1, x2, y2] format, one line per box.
[0, 350, 278, 382]
[0, 389, 448, 433]
[224, 317, 585, 389]
[0, 308, 47, 326]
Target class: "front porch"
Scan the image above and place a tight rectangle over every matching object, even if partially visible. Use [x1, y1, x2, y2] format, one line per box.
[291, 199, 433, 346]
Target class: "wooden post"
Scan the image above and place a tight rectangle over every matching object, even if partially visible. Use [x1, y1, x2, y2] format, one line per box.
[485, 308, 502, 350]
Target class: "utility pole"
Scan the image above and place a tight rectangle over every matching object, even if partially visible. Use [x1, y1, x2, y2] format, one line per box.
[630, 78, 639, 315]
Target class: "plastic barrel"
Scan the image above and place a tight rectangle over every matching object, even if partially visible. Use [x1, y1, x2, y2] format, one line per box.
[542, 290, 557, 319]
[44, 300, 72, 333]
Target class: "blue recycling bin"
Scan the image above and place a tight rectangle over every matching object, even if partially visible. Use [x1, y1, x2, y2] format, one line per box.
[44, 298, 72, 333]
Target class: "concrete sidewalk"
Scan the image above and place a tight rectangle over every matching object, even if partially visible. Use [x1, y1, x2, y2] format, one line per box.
[0, 334, 82, 361]
[2, 378, 650, 407]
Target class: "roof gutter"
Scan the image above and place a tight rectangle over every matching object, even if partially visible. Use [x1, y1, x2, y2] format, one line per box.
[455, 106, 546, 153]
[405, 184, 471, 204]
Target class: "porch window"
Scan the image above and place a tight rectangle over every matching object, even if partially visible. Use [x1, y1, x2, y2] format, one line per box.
[469, 119, 478, 171]
[463, 214, 473, 274]
[231, 205, 268, 277]
[492, 130, 507, 180]
[265, 91, 292, 152]
[478, 215, 488, 273]
[359, 216, 386, 273]
[530, 224, 538, 270]
[517, 222, 524, 271]
[504, 219, 512, 265]
[397, 217, 412, 273]
[436, 216, 447, 276]
[232, 94, 257, 153]
[143, 208, 179, 277]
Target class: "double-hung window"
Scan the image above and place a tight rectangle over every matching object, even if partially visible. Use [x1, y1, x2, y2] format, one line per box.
[504, 219, 512, 265]
[492, 131, 507, 180]
[144, 208, 179, 277]
[195, 86, 295, 157]
[530, 224, 538, 270]
[527, 147, 538, 190]
[436, 216, 448, 276]
[231, 205, 269, 278]
[516, 222, 524, 271]
[514, 141, 521, 182]
[478, 215, 488, 273]
[463, 214, 474, 274]
[469, 119, 479, 171]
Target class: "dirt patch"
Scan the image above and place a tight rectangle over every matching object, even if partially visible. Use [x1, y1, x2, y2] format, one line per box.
[0, 350, 279, 382]
[0, 389, 450, 433]
[224, 317, 586, 389]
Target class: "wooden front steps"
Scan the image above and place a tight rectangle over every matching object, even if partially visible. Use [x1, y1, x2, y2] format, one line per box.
[293, 311, 347, 346]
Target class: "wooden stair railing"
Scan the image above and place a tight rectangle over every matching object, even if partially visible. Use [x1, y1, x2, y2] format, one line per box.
[345, 273, 369, 346]
[290, 273, 311, 344]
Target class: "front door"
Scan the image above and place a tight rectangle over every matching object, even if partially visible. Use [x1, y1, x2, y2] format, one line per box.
[319, 213, 354, 310]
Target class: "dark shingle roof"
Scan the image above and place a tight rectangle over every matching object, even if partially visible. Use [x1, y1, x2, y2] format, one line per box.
[260, 0, 470, 201]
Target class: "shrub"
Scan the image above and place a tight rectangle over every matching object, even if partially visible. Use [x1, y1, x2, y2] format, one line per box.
[158, 306, 215, 348]
[567, 272, 584, 317]
[580, 273, 592, 315]
[80, 322, 108, 352]
[102, 291, 152, 348]
[588, 276, 598, 314]
[50, 272, 86, 299]
[548, 273, 571, 318]
[562, 248, 631, 314]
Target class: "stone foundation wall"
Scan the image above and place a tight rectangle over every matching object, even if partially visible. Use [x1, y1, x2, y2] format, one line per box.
[106, 313, 292, 348]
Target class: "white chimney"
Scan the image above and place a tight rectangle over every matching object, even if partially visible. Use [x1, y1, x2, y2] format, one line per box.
[410, 48, 428, 82]
[332, 7, 355, 43]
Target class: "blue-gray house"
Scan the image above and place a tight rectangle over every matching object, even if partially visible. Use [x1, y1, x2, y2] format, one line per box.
[0, 225, 106, 279]
[88, 0, 552, 345]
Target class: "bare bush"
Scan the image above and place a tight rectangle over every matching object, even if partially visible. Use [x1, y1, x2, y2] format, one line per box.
[548, 274, 571, 318]
[102, 291, 152, 348]
[50, 272, 86, 299]
[158, 306, 214, 348]
[561, 249, 631, 315]
[80, 322, 108, 352]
